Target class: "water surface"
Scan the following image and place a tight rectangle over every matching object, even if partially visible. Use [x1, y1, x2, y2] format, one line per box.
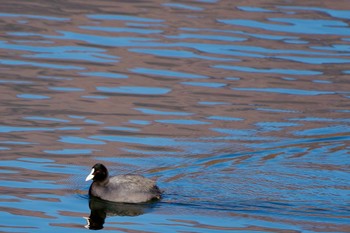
[1, 0, 350, 232]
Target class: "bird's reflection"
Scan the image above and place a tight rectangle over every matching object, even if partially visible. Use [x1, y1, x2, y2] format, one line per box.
[84, 196, 158, 230]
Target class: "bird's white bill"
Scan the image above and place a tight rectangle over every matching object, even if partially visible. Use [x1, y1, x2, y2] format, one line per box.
[85, 168, 95, 181]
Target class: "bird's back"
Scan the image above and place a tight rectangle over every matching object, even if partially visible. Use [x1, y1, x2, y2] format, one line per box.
[91, 174, 161, 203]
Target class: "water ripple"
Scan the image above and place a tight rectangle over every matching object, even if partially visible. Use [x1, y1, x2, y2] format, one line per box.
[1, 1, 350, 232]
[96, 86, 171, 95]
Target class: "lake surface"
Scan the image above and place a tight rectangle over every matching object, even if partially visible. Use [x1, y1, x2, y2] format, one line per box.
[1, 0, 350, 232]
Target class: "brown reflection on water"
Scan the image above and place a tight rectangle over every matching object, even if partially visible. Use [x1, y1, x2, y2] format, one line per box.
[1, 0, 350, 232]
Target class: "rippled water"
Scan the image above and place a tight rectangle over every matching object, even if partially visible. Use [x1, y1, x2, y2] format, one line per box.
[1, 0, 350, 232]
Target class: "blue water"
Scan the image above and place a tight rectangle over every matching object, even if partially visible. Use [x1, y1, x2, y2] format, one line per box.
[1, 1, 350, 232]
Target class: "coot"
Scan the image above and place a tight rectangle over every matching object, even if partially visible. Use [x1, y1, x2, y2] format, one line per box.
[85, 163, 161, 203]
